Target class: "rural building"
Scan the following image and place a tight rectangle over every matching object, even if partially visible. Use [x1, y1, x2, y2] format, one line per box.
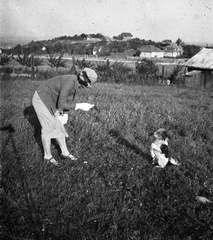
[164, 44, 183, 58]
[120, 32, 133, 41]
[92, 46, 102, 55]
[92, 45, 109, 56]
[161, 39, 172, 46]
[138, 45, 164, 58]
[184, 48, 213, 88]
[86, 35, 102, 42]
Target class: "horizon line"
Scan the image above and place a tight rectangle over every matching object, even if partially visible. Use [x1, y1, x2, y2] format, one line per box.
[0, 34, 212, 47]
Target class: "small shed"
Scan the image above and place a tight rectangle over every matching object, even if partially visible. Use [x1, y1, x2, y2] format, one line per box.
[138, 45, 164, 58]
[184, 48, 213, 88]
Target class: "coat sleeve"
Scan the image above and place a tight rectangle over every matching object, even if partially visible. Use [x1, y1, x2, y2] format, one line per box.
[57, 80, 77, 111]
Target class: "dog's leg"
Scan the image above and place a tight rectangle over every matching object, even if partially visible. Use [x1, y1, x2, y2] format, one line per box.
[153, 151, 168, 168]
[170, 158, 181, 166]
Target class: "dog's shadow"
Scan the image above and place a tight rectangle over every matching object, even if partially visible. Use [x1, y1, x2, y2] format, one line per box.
[23, 106, 60, 154]
[109, 129, 152, 162]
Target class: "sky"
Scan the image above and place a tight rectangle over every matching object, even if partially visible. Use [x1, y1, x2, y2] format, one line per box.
[1, 0, 213, 44]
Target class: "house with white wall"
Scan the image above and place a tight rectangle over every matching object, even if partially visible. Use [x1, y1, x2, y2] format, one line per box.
[164, 44, 183, 58]
[120, 32, 133, 41]
[138, 45, 164, 58]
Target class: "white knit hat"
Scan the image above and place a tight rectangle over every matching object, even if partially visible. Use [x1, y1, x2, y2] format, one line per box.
[80, 68, 98, 84]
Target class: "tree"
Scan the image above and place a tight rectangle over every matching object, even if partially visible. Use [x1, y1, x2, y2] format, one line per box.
[175, 38, 185, 46]
[135, 59, 158, 85]
[16, 53, 43, 78]
[169, 62, 185, 84]
[181, 44, 200, 58]
[16, 54, 31, 68]
[113, 35, 123, 41]
[32, 56, 43, 72]
[90, 33, 104, 39]
[47, 53, 67, 74]
[12, 44, 22, 55]
[28, 41, 42, 54]
[133, 50, 141, 57]
[45, 45, 54, 54]
[135, 59, 158, 76]
[80, 33, 87, 40]
[128, 38, 142, 50]
[0, 54, 12, 66]
[53, 41, 63, 53]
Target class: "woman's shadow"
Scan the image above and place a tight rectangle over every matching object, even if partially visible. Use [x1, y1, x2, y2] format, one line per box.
[23, 106, 60, 155]
[109, 129, 153, 163]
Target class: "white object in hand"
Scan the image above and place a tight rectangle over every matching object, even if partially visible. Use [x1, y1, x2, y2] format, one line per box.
[75, 103, 94, 111]
[58, 113, 68, 125]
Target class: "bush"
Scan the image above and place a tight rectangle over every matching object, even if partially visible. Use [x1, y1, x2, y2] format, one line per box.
[96, 60, 133, 83]
[36, 69, 59, 80]
[0, 73, 12, 81]
[0, 54, 12, 66]
[135, 58, 158, 75]
[169, 63, 185, 85]
[135, 59, 158, 85]
[0, 67, 13, 74]
[75, 58, 95, 69]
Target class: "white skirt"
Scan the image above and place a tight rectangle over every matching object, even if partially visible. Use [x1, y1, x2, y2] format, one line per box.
[32, 91, 68, 139]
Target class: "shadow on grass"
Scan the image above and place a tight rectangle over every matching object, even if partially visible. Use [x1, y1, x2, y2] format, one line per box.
[23, 105, 60, 155]
[109, 129, 152, 163]
[0, 124, 42, 239]
[23, 105, 42, 149]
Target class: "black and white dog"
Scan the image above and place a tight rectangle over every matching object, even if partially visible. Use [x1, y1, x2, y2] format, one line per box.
[150, 128, 180, 168]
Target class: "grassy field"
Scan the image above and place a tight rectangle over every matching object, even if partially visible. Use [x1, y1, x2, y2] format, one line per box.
[0, 78, 213, 240]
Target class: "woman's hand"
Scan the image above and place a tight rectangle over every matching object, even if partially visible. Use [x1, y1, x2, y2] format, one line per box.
[55, 110, 68, 124]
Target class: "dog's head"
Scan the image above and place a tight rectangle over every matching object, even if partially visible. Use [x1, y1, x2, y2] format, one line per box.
[153, 128, 171, 141]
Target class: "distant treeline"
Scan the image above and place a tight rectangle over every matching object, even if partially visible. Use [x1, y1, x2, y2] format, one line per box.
[1, 33, 211, 58]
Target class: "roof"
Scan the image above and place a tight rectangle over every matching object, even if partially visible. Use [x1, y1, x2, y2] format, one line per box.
[164, 44, 183, 52]
[184, 48, 213, 70]
[120, 32, 133, 37]
[161, 40, 172, 44]
[138, 45, 163, 52]
[124, 49, 137, 56]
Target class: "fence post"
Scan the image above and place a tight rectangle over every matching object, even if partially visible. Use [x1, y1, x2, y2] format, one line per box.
[183, 67, 186, 86]
[162, 65, 165, 82]
[204, 70, 207, 88]
[31, 53, 34, 79]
